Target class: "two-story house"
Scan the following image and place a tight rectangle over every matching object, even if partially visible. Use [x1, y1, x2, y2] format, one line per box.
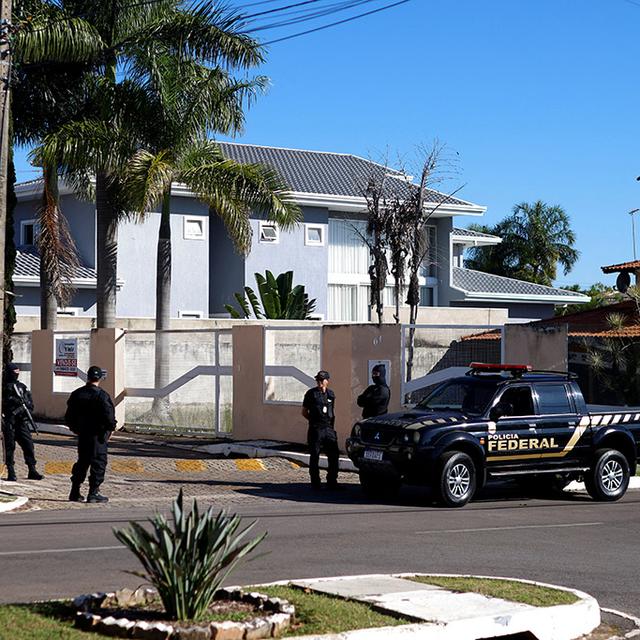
[13, 142, 588, 321]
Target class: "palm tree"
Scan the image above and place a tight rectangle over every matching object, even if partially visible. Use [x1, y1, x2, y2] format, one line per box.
[38, 0, 265, 327]
[123, 59, 300, 419]
[12, 0, 102, 328]
[465, 201, 579, 286]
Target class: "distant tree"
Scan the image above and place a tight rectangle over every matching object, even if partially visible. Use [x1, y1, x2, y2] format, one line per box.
[555, 282, 623, 316]
[465, 201, 579, 286]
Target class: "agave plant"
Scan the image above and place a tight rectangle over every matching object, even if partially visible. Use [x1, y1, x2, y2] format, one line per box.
[113, 490, 266, 621]
[225, 270, 316, 319]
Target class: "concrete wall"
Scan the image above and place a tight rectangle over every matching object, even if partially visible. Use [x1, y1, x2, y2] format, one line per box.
[503, 323, 568, 370]
[381, 305, 509, 325]
[14, 287, 97, 317]
[232, 324, 402, 449]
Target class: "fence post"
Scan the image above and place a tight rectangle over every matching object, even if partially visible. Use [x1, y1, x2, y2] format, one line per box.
[90, 328, 126, 429]
[31, 329, 57, 417]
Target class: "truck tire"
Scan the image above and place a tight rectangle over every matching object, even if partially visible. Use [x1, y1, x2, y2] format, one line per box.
[436, 451, 476, 507]
[585, 448, 630, 502]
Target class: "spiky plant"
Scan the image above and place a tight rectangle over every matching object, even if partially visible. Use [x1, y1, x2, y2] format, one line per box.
[113, 490, 266, 621]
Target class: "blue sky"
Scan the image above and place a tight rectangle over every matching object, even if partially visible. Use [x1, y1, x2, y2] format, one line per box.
[13, 0, 640, 290]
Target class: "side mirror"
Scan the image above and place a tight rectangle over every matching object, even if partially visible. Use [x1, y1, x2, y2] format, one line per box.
[489, 401, 513, 421]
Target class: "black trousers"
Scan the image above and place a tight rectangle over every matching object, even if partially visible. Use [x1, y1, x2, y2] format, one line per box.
[2, 418, 36, 469]
[307, 425, 339, 486]
[71, 434, 108, 492]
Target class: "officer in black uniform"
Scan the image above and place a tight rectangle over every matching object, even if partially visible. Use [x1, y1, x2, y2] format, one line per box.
[1, 363, 43, 481]
[65, 365, 116, 503]
[302, 370, 339, 490]
[357, 363, 390, 419]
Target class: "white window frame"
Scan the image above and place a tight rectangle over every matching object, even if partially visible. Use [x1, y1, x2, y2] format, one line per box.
[304, 223, 325, 246]
[259, 221, 279, 244]
[178, 310, 204, 319]
[183, 215, 205, 240]
[20, 219, 39, 245]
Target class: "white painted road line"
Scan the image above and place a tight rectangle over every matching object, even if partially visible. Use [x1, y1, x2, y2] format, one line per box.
[415, 522, 604, 534]
[0, 545, 126, 556]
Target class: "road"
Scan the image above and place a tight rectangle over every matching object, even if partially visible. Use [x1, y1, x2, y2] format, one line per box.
[0, 481, 637, 615]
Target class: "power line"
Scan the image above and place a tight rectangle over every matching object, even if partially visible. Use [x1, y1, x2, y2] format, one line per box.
[259, 0, 411, 45]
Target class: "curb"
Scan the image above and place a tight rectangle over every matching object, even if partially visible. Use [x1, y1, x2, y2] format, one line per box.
[0, 491, 28, 513]
[601, 607, 640, 638]
[253, 573, 600, 640]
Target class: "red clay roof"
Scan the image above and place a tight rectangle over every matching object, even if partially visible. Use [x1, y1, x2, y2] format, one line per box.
[462, 300, 640, 340]
[601, 260, 640, 273]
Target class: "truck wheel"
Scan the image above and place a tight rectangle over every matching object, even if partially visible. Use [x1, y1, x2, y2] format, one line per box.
[585, 449, 630, 502]
[437, 451, 476, 507]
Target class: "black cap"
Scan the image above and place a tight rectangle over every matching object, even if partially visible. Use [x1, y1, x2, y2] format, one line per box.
[87, 365, 104, 381]
[6, 363, 20, 372]
[372, 364, 385, 376]
[315, 370, 330, 381]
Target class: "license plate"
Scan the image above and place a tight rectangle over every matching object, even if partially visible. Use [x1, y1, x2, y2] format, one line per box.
[364, 449, 383, 461]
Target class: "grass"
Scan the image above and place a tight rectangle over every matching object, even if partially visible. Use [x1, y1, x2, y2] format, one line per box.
[408, 576, 578, 607]
[253, 585, 412, 636]
[0, 602, 93, 640]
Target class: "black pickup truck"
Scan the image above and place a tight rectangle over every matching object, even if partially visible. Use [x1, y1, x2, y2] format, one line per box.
[346, 362, 640, 507]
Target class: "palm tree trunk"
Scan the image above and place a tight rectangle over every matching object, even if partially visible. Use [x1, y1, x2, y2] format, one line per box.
[152, 189, 172, 420]
[96, 172, 119, 328]
[40, 165, 59, 330]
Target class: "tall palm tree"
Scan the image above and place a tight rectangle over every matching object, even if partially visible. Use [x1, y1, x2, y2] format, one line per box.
[465, 201, 579, 286]
[39, 0, 265, 327]
[12, 0, 102, 328]
[123, 58, 300, 419]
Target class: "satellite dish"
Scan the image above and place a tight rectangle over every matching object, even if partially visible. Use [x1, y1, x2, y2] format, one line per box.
[616, 271, 631, 293]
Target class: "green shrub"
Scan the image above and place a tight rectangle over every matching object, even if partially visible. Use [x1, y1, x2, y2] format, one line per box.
[113, 490, 266, 620]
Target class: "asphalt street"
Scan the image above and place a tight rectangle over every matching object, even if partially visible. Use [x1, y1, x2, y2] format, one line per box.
[1, 470, 638, 616]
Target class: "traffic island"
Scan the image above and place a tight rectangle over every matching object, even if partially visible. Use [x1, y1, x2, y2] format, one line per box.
[0, 490, 28, 513]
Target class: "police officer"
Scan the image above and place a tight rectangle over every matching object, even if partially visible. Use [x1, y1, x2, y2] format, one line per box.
[302, 370, 339, 490]
[357, 363, 390, 419]
[1, 363, 43, 481]
[65, 365, 116, 503]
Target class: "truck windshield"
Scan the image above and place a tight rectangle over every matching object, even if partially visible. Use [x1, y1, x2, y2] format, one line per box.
[416, 379, 497, 416]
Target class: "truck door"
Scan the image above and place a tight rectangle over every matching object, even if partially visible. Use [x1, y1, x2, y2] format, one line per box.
[486, 385, 540, 467]
[533, 383, 587, 464]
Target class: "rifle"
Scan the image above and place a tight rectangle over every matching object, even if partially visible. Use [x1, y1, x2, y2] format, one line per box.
[11, 383, 38, 434]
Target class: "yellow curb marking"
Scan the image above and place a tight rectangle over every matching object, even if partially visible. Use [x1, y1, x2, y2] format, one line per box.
[290, 461, 301, 469]
[175, 460, 207, 473]
[44, 461, 74, 475]
[0, 464, 5, 474]
[235, 459, 266, 471]
[111, 460, 145, 473]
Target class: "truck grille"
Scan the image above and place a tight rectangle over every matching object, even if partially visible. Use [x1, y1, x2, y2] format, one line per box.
[361, 425, 396, 445]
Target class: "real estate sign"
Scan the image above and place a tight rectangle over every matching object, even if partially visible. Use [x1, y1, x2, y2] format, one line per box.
[54, 338, 78, 377]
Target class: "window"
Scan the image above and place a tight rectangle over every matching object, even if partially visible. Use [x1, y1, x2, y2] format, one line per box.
[305, 224, 325, 246]
[183, 216, 205, 240]
[178, 310, 204, 319]
[420, 286, 434, 307]
[259, 221, 279, 243]
[20, 219, 39, 246]
[56, 308, 79, 316]
[498, 386, 535, 417]
[535, 384, 573, 414]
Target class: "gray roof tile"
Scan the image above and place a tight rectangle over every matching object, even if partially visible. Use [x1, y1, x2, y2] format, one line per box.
[14, 248, 97, 281]
[452, 267, 587, 299]
[218, 142, 476, 207]
[452, 227, 501, 240]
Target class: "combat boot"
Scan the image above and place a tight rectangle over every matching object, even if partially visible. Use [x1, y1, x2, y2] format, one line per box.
[27, 466, 44, 480]
[87, 492, 108, 504]
[69, 484, 84, 502]
[6, 465, 17, 482]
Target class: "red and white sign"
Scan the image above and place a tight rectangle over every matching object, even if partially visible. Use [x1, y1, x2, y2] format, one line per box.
[54, 338, 78, 377]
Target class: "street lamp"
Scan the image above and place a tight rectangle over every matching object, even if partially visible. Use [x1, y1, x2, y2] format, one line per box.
[630, 208, 640, 260]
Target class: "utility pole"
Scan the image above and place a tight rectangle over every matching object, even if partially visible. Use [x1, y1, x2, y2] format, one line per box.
[630, 209, 640, 261]
[0, 0, 12, 415]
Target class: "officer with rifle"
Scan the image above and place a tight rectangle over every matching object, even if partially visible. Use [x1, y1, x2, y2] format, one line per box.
[1, 363, 43, 481]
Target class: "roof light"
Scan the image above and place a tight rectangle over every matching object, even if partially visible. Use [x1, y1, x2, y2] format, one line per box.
[470, 362, 532, 374]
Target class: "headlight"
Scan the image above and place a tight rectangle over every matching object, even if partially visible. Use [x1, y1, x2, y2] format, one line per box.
[413, 431, 421, 444]
[353, 424, 361, 437]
